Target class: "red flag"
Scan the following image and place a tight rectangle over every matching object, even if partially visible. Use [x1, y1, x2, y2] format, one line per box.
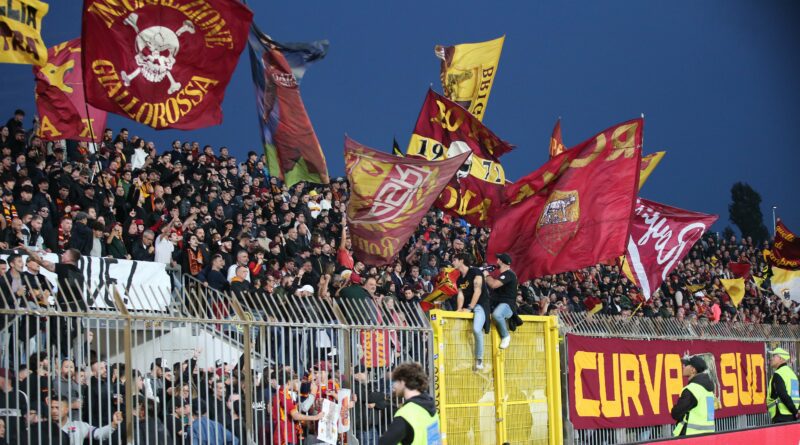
[624, 198, 718, 300]
[768, 221, 800, 269]
[33, 39, 107, 142]
[408, 89, 513, 227]
[729, 261, 752, 279]
[345, 136, 469, 265]
[81, 0, 253, 129]
[548, 118, 565, 158]
[487, 119, 643, 281]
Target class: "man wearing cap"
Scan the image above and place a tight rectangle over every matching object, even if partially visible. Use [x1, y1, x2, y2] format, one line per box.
[767, 347, 800, 423]
[671, 355, 715, 436]
[483, 253, 518, 350]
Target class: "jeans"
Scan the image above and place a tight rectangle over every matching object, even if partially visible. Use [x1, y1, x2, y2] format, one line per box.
[359, 429, 378, 445]
[472, 305, 486, 361]
[492, 303, 513, 339]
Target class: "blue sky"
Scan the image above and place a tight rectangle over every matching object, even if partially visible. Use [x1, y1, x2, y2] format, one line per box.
[3, 1, 799, 233]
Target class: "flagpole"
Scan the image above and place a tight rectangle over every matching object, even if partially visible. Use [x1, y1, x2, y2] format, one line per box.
[772, 206, 778, 237]
[630, 302, 643, 318]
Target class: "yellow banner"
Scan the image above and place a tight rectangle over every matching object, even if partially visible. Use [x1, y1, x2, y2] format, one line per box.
[0, 0, 49, 66]
[436, 35, 504, 121]
[638, 151, 665, 190]
[407, 134, 505, 184]
[720, 278, 745, 306]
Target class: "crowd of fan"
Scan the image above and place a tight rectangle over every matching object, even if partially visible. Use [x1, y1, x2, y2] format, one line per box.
[0, 108, 793, 326]
[0, 107, 796, 443]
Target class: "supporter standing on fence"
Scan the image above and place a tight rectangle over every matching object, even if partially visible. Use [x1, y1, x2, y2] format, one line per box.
[452, 253, 490, 370]
[378, 362, 440, 445]
[671, 355, 715, 436]
[766, 347, 800, 423]
[483, 253, 518, 350]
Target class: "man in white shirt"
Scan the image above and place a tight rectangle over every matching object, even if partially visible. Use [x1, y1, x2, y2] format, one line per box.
[154, 221, 176, 265]
[227, 250, 251, 283]
[46, 394, 122, 444]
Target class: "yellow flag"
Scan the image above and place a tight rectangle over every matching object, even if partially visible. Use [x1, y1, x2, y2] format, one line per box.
[435, 36, 504, 121]
[638, 151, 665, 190]
[720, 278, 746, 306]
[0, 0, 49, 66]
[753, 275, 765, 289]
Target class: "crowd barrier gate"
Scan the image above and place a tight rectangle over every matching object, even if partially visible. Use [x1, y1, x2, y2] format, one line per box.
[558, 312, 800, 445]
[429, 310, 563, 445]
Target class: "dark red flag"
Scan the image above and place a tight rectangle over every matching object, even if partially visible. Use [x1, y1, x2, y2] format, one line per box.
[345, 136, 469, 265]
[82, 0, 253, 129]
[487, 119, 643, 281]
[768, 221, 800, 269]
[729, 261, 752, 279]
[33, 39, 107, 142]
[623, 198, 718, 300]
[408, 89, 513, 227]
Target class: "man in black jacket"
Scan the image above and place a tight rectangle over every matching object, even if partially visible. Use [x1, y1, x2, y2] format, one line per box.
[670, 355, 715, 436]
[70, 212, 93, 255]
[378, 362, 439, 445]
[131, 229, 156, 261]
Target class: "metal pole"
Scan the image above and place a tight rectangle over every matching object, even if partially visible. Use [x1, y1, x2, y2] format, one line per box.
[772, 206, 777, 237]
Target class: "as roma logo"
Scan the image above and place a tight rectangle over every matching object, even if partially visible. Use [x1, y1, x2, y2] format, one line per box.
[536, 189, 580, 256]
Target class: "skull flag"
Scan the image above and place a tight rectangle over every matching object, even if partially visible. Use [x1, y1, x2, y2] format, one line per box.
[81, 0, 253, 130]
[33, 39, 108, 142]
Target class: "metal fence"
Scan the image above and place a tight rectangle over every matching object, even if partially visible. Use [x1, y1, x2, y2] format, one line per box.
[0, 268, 432, 445]
[557, 312, 800, 445]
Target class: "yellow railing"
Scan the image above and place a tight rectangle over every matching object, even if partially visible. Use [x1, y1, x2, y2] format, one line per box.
[430, 310, 563, 444]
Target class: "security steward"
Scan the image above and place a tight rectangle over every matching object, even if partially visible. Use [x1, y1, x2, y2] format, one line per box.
[767, 347, 800, 423]
[671, 355, 715, 436]
[378, 362, 441, 445]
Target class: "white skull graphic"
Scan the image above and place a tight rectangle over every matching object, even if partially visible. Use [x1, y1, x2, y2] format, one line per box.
[120, 13, 195, 95]
[448, 140, 473, 180]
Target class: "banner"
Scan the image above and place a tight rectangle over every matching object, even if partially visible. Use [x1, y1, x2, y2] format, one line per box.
[345, 136, 468, 265]
[248, 24, 329, 186]
[408, 89, 513, 227]
[33, 39, 107, 142]
[488, 119, 642, 281]
[435, 35, 504, 121]
[82, 0, 253, 129]
[567, 335, 767, 430]
[624, 198, 717, 300]
[767, 221, 800, 269]
[639, 151, 665, 190]
[0, 0, 48, 65]
[0, 253, 171, 311]
[549, 118, 565, 158]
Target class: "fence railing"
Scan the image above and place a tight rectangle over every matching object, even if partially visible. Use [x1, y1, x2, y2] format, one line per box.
[557, 312, 800, 445]
[0, 271, 432, 445]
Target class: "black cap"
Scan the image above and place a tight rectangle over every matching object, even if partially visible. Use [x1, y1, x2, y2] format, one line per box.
[496, 253, 512, 266]
[681, 355, 707, 373]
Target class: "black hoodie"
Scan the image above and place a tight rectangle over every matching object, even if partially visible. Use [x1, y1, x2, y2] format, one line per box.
[670, 372, 715, 435]
[378, 393, 437, 445]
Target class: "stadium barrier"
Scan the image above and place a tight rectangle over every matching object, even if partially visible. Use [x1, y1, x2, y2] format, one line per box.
[0, 272, 433, 445]
[429, 310, 563, 445]
[558, 312, 800, 445]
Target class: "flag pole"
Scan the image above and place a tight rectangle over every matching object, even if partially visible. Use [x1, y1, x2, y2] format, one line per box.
[772, 206, 778, 237]
[630, 302, 643, 318]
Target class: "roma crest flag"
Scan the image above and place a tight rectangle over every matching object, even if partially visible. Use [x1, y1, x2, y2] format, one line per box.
[345, 136, 469, 265]
[771, 267, 800, 304]
[623, 198, 717, 300]
[767, 221, 800, 270]
[408, 89, 513, 227]
[549, 118, 565, 158]
[0, 0, 48, 66]
[33, 39, 107, 142]
[81, 0, 253, 129]
[248, 25, 329, 186]
[638, 151, 665, 190]
[488, 119, 643, 281]
[436, 35, 504, 121]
